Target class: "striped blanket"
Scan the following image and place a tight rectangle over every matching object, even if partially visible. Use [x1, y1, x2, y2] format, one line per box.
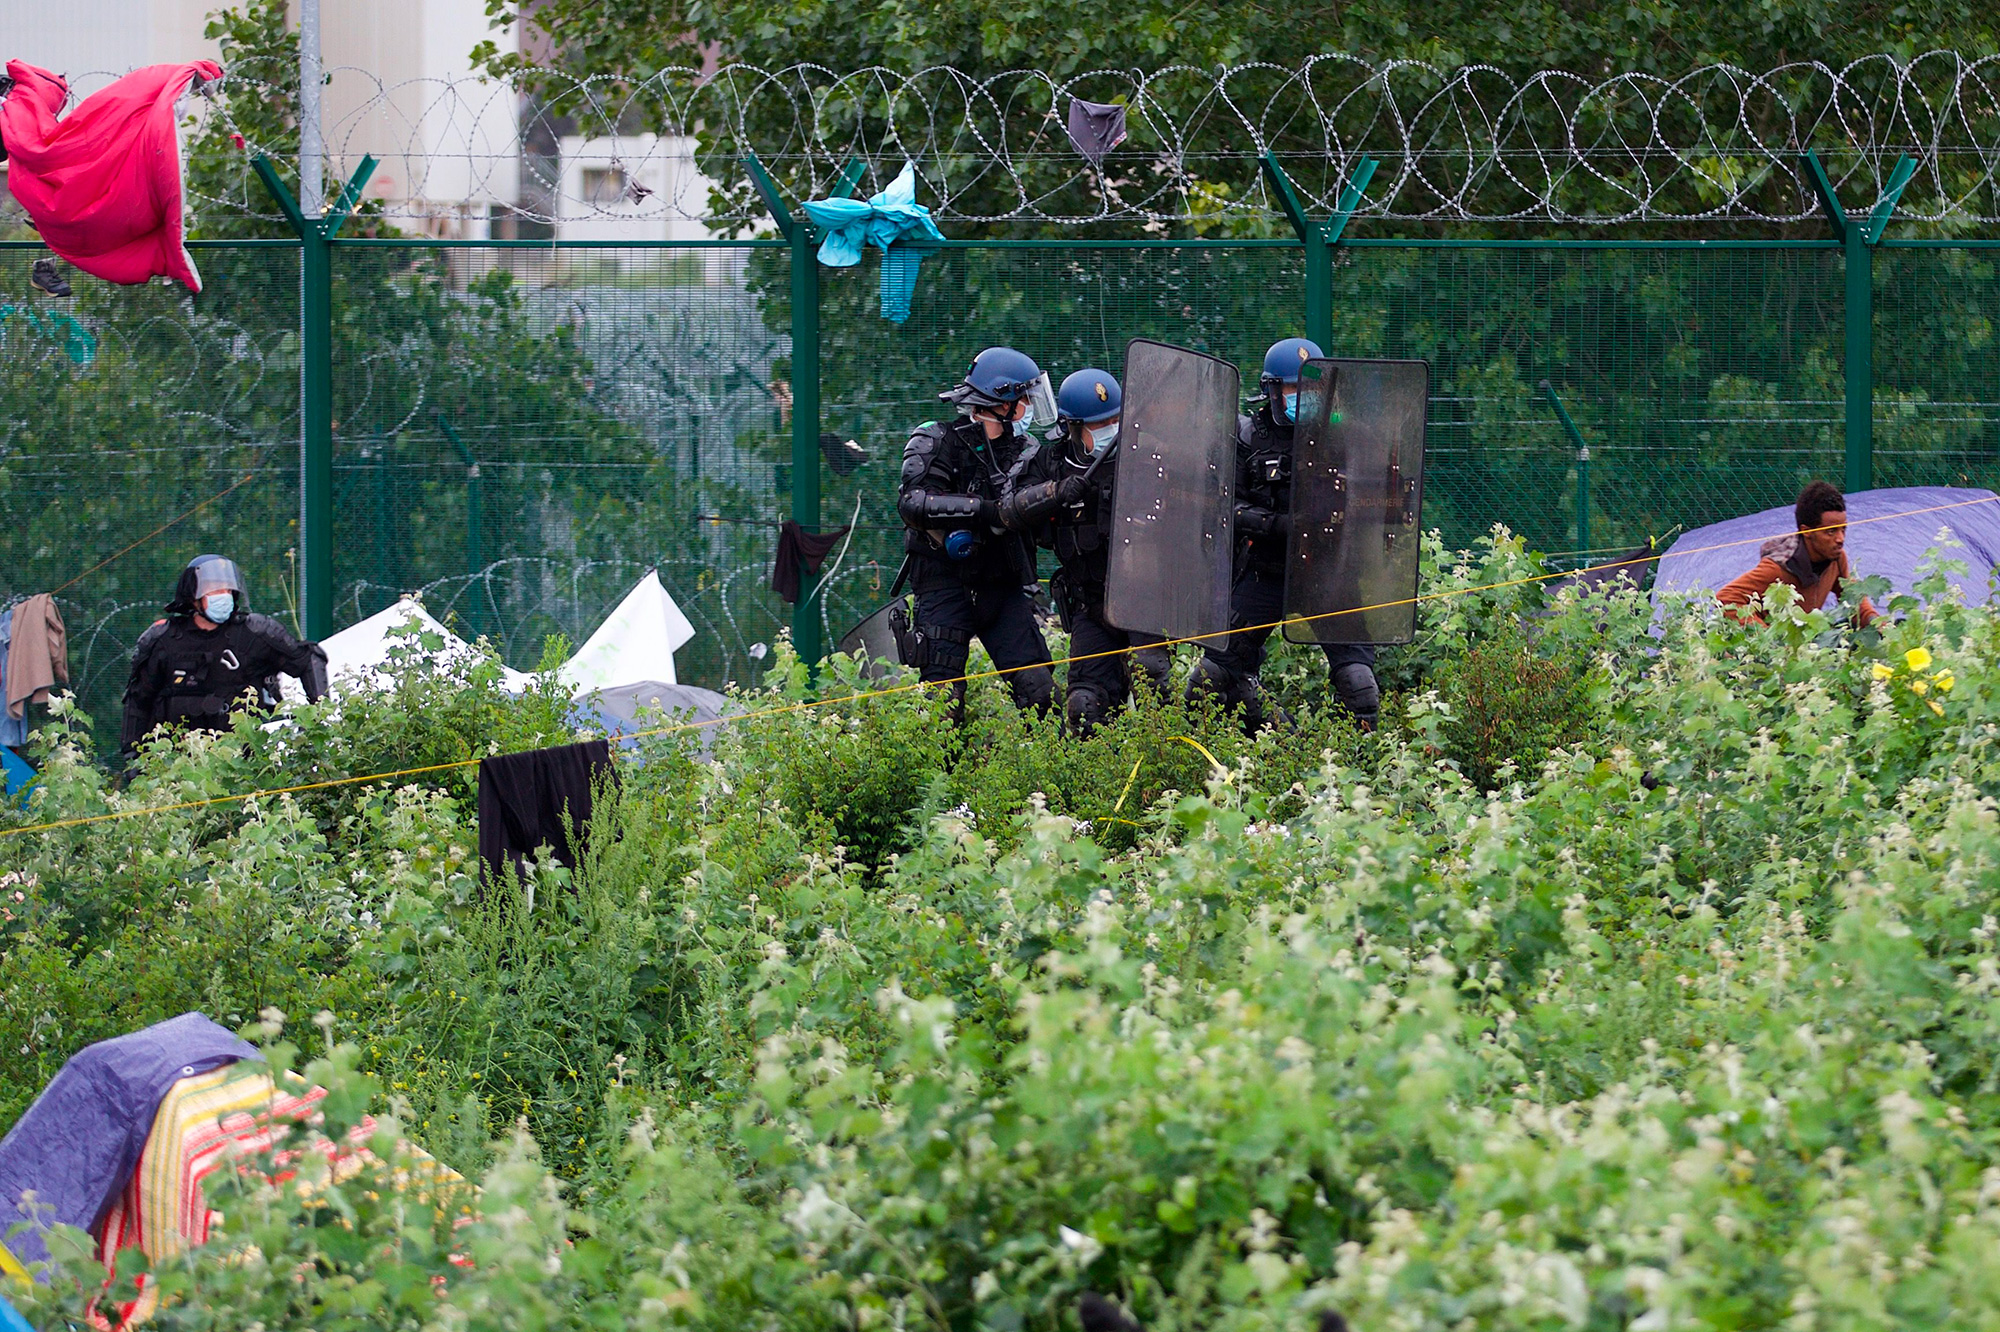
[95, 1064, 461, 1325]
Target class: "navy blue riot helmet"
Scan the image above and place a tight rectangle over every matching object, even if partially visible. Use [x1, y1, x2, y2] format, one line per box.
[943, 346, 1043, 409]
[1056, 367, 1122, 457]
[167, 553, 246, 618]
[1258, 337, 1323, 423]
[1056, 368, 1121, 424]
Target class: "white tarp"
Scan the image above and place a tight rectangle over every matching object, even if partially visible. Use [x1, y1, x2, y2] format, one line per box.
[281, 596, 532, 703]
[557, 571, 697, 691]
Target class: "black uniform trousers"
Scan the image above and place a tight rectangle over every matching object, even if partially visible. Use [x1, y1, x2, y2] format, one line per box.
[909, 561, 1054, 718]
[1195, 565, 1377, 728]
[1065, 603, 1170, 729]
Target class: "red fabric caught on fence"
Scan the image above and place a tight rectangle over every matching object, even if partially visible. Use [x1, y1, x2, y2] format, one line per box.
[1, 60, 223, 293]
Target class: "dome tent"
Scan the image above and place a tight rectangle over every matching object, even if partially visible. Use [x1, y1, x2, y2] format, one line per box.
[280, 596, 532, 704]
[556, 570, 697, 691]
[556, 571, 732, 752]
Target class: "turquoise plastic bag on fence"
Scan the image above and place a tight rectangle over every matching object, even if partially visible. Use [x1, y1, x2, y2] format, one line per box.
[801, 162, 945, 323]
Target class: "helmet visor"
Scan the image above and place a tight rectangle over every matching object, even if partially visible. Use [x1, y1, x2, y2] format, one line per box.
[191, 557, 245, 600]
[1028, 373, 1059, 430]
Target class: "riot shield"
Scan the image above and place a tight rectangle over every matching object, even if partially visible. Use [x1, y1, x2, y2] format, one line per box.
[1101, 339, 1239, 640]
[1283, 359, 1429, 645]
[836, 597, 914, 680]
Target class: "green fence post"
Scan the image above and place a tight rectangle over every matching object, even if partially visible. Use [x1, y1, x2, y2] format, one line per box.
[1541, 381, 1592, 559]
[438, 416, 484, 641]
[1803, 150, 1914, 495]
[253, 153, 376, 641]
[745, 154, 861, 674]
[1261, 156, 1376, 349]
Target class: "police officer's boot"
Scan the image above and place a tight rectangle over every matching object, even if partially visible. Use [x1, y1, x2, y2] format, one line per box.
[1010, 664, 1055, 717]
[1331, 662, 1380, 732]
[1129, 645, 1172, 700]
[1064, 684, 1109, 737]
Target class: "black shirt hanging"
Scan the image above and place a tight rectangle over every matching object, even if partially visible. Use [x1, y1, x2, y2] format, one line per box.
[477, 739, 614, 888]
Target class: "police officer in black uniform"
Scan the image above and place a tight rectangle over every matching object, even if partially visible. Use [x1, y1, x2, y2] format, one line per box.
[120, 554, 330, 756]
[999, 367, 1170, 734]
[896, 347, 1056, 722]
[1187, 337, 1381, 733]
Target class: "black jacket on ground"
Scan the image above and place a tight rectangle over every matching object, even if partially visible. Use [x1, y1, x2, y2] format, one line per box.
[121, 612, 327, 754]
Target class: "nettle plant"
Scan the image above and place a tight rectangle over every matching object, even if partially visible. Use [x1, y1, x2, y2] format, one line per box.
[10, 537, 2000, 1331]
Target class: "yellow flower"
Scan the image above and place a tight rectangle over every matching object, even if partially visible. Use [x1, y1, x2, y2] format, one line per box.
[1930, 700, 1945, 716]
[1872, 663, 1895, 681]
[1906, 647, 1934, 672]
[1912, 678, 1929, 696]
[1935, 671, 1956, 693]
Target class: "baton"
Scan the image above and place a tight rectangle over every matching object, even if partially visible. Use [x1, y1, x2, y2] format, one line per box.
[1077, 437, 1121, 488]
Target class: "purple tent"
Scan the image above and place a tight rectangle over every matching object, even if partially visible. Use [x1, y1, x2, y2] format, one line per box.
[1654, 486, 2000, 610]
[0, 1012, 255, 1267]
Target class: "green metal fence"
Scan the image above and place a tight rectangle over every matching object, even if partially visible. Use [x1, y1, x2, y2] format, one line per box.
[6, 232, 2000, 738]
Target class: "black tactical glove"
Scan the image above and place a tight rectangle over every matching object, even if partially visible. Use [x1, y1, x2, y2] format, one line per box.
[1235, 504, 1287, 539]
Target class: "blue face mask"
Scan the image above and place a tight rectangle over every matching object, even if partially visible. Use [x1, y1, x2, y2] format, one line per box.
[1012, 406, 1033, 439]
[203, 592, 236, 623]
[1281, 392, 1299, 423]
[1090, 422, 1119, 455]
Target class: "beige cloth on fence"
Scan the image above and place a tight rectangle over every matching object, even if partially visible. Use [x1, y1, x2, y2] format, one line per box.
[7, 593, 69, 718]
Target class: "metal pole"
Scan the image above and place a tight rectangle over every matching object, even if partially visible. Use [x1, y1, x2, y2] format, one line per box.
[1843, 230, 1872, 493]
[1260, 156, 1374, 353]
[254, 154, 371, 643]
[1540, 380, 1593, 560]
[1304, 226, 1332, 353]
[438, 416, 483, 640]
[1803, 149, 1910, 497]
[300, 225, 332, 639]
[789, 226, 823, 669]
[298, 0, 324, 217]
[1576, 443, 1592, 560]
[298, 0, 329, 638]
[743, 152, 859, 674]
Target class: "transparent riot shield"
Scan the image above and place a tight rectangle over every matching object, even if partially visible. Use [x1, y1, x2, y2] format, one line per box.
[1283, 359, 1429, 645]
[1101, 339, 1239, 640]
[836, 597, 914, 680]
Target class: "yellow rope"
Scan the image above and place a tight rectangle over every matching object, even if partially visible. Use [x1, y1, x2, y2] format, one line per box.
[3, 493, 1986, 841]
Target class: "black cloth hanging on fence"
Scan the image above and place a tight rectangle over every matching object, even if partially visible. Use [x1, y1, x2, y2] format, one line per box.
[771, 519, 852, 604]
[1065, 98, 1127, 164]
[477, 739, 614, 887]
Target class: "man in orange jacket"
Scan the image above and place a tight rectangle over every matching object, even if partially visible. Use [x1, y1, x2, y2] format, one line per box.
[1717, 480, 1879, 627]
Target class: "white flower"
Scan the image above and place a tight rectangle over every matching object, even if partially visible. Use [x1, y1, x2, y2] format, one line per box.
[787, 1185, 859, 1242]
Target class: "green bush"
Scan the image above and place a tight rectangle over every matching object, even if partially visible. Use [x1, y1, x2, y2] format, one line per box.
[15, 540, 2000, 1330]
[1427, 626, 1606, 789]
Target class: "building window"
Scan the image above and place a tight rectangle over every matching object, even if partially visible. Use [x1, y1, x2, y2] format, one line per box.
[582, 167, 627, 206]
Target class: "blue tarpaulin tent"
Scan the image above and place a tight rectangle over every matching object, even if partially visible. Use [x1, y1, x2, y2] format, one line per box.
[1654, 486, 2000, 610]
[0, 1013, 256, 1267]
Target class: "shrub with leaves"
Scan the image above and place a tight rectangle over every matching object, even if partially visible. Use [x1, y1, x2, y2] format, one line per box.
[13, 537, 2000, 1330]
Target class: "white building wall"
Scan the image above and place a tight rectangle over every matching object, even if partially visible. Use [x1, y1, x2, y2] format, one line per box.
[316, 0, 518, 236]
[0, 0, 515, 237]
[556, 133, 719, 260]
[0, 0, 221, 95]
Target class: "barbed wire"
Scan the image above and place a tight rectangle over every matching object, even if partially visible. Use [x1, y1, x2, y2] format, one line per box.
[144, 52, 2000, 228]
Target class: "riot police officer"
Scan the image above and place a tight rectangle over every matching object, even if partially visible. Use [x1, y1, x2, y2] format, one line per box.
[999, 368, 1170, 734]
[120, 554, 329, 756]
[1188, 337, 1381, 732]
[896, 347, 1056, 722]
